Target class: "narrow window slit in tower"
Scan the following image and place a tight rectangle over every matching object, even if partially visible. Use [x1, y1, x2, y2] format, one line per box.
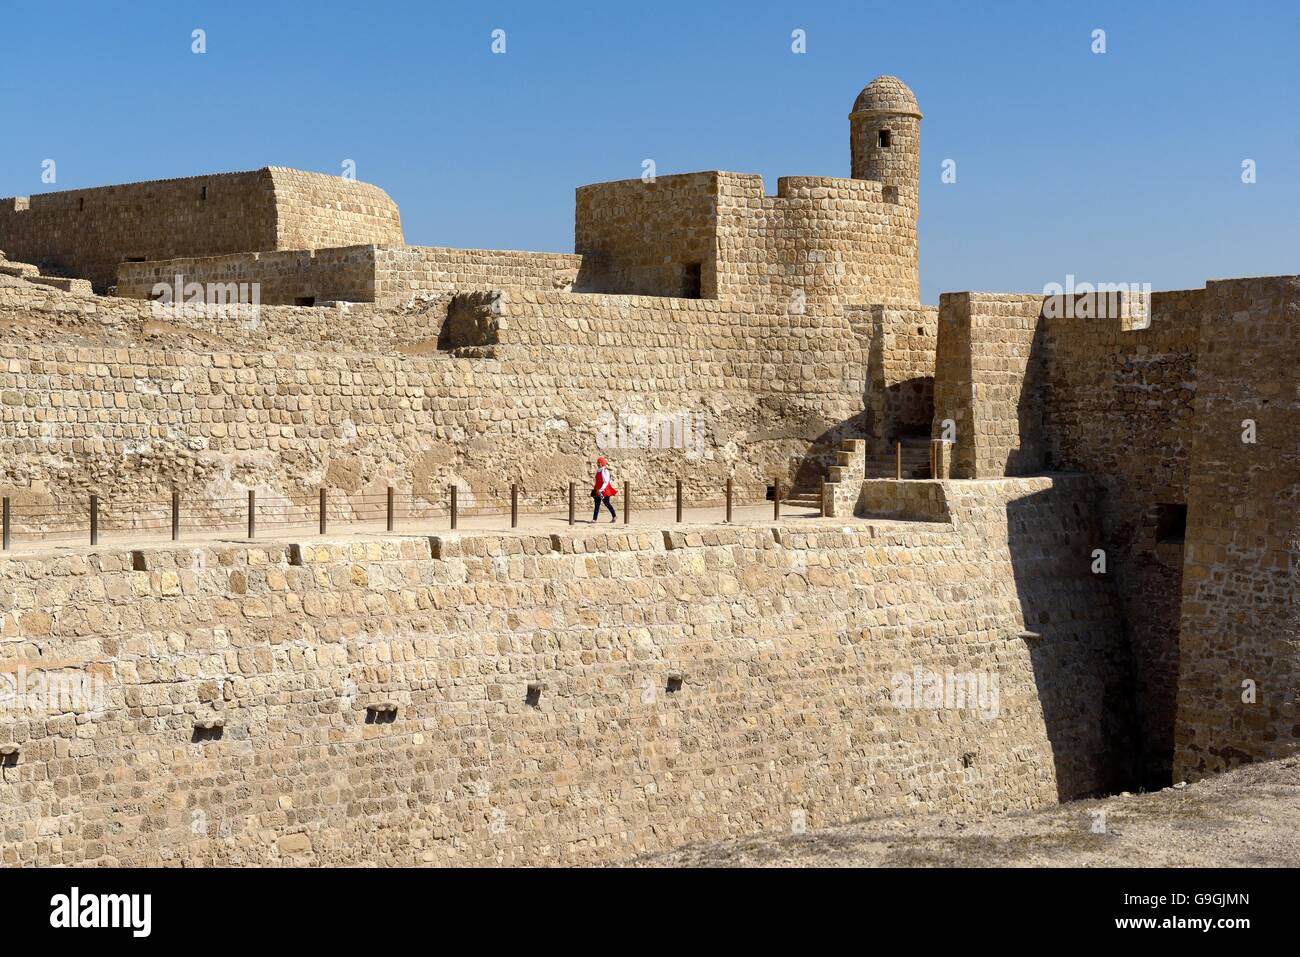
[525, 682, 544, 707]
[878, 129, 891, 148]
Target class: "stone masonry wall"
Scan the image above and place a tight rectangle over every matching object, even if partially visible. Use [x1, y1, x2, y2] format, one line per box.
[574, 172, 919, 307]
[715, 175, 919, 308]
[0, 283, 867, 534]
[115, 244, 584, 307]
[931, 292, 1046, 480]
[0, 168, 402, 294]
[268, 168, 404, 252]
[574, 172, 720, 298]
[1174, 276, 1300, 781]
[115, 246, 380, 306]
[858, 302, 937, 458]
[1038, 291, 1200, 786]
[0, 476, 1133, 866]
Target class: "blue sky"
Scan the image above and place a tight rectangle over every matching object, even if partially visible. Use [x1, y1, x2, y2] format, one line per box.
[2, 0, 1295, 303]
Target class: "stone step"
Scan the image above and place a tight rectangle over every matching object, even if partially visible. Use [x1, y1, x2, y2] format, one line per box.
[0, 261, 40, 278]
[25, 275, 93, 294]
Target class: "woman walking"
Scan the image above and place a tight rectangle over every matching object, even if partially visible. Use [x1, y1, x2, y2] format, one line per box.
[592, 456, 617, 523]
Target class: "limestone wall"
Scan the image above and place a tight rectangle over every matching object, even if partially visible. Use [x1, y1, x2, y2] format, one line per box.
[115, 244, 584, 307]
[0, 168, 401, 294]
[715, 175, 919, 308]
[0, 283, 867, 534]
[372, 245, 583, 303]
[575, 172, 720, 298]
[115, 245, 380, 305]
[1174, 276, 1300, 781]
[268, 168, 404, 252]
[858, 302, 937, 456]
[1038, 291, 1200, 785]
[931, 292, 1045, 480]
[926, 280, 1299, 786]
[573, 171, 918, 306]
[0, 476, 1133, 866]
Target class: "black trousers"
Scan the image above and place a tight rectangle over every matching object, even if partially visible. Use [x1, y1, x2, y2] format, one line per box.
[592, 494, 615, 521]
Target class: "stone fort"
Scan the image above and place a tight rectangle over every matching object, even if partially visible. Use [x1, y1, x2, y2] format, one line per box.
[0, 76, 1294, 865]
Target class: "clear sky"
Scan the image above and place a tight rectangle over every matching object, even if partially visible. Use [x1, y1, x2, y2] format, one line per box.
[2, 0, 1295, 303]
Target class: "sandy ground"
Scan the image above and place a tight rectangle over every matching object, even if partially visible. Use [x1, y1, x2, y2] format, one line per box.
[637, 756, 1300, 867]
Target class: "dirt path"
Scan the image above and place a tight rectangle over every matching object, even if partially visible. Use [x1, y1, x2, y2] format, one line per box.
[637, 757, 1300, 867]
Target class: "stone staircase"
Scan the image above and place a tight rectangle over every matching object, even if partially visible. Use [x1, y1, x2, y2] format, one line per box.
[782, 435, 937, 517]
[781, 487, 825, 510]
[868, 435, 933, 479]
[781, 438, 869, 517]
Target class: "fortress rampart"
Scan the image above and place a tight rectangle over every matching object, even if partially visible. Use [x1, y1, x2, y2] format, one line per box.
[929, 279, 1298, 784]
[115, 244, 585, 307]
[575, 172, 918, 306]
[0, 281, 870, 529]
[0, 75, 1295, 865]
[0, 168, 403, 294]
[0, 477, 1132, 866]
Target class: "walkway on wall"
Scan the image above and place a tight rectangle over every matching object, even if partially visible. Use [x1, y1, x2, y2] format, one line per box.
[0, 501, 827, 559]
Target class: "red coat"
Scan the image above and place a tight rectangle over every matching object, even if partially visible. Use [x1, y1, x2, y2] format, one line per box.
[593, 467, 617, 496]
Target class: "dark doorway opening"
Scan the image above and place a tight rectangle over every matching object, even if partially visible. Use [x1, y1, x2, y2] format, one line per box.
[1156, 503, 1187, 544]
[681, 262, 702, 299]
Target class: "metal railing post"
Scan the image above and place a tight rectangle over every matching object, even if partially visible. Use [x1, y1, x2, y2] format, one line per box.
[895, 441, 902, 481]
[319, 488, 327, 535]
[568, 482, 575, 526]
[725, 478, 733, 523]
[2, 497, 9, 551]
[450, 485, 458, 530]
[171, 489, 180, 541]
[90, 494, 98, 546]
[247, 490, 256, 540]
[773, 479, 780, 521]
[624, 481, 630, 525]
[676, 479, 683, 523]
[511, 484, 519, 528]
[386, 486, 395, 532]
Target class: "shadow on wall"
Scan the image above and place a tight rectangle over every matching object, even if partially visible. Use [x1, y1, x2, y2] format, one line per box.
[1004, 480, 1139, 799]
[884, 377, 934, 444]
[1008, 314, 1048, 477]
[790, 411, 870, 492]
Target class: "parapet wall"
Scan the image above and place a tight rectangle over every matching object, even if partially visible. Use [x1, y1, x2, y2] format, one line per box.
[857, 301, 938, 456]
[928, 278, 1299, 786]
[115, 245, 380, 305]
[574, 171, 918, 306]
[269, 168, 404, 251]
[1175, 276, 1300, 781]
[0, 168, 402, 293]
[0, 476, 1133, 865]
[575, 172, 720, 298]
[715, 174, 919, 307]
[115, 244, 585, 307]
[0, 283, 868, 532]
[931, 292, 1045, 480]
[1038, 290, 1200, 784]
